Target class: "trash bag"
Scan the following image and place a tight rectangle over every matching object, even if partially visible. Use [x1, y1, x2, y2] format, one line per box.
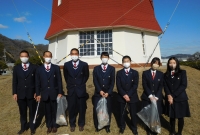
[96, 97, 109, 129]
[137, 100, 161, 134]
[56, 96, 68, 126]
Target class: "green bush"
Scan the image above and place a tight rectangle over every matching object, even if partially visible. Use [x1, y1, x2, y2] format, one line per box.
[180, 61, 200, 70]
[0, 61, 8, 69]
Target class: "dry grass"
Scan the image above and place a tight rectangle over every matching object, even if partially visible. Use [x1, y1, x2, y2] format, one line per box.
[0, 66, 200, 135]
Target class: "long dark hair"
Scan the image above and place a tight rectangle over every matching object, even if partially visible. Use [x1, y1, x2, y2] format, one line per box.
[165, 57, 182, 76]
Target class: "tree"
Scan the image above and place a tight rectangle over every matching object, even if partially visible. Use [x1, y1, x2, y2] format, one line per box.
[0, 61, 8, 69]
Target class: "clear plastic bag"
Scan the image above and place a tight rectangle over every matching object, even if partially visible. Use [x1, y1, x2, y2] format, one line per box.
[137, 100, 161, 134]
[96, 97, 110, 129]
[56, 96, 68, 126]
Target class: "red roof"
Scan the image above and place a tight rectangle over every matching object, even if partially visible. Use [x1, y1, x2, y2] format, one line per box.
[45, 0, 162, 39]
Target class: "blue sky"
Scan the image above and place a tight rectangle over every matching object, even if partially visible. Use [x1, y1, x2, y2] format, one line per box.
[0, 0, 200, 56]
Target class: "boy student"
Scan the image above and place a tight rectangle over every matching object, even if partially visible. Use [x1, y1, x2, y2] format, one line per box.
[36, 51, 63, 134]
[116, 55, 139, 135]
[12, 50, 37, 135]
[92, 52, 115, 133]
[63, 48, 89, 132]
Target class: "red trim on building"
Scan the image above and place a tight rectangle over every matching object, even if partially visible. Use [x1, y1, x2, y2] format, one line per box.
[45, 0, 162, 39]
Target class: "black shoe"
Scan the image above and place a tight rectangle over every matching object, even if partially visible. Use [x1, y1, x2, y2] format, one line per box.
[169, 133, 176, 135]
[119, 128, 125, 134]
[31, 130, 35, 135]
[17, 129, 25, 134]
[175, 133, 182, 135]
[132, 131, 138, 135]
[95, 128, 100, 132]
[105, 127, 110, 133]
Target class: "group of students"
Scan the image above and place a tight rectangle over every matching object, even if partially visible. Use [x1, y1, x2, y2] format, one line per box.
[12, 48, 190, 135]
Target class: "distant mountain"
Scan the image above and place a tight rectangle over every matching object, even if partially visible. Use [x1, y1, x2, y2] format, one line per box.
[0, 34, 48, 62]
[161, 54, 192, 59]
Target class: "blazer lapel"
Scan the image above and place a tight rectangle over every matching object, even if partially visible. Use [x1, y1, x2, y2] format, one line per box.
[48, 64, 55, 79]
[121, 69, 127, 80]
[103, 65, 111, 77]
[97, 65, 104, 78]
[18, 65, 26, 78]
[24, 63, 33, 77]
[128, 69, 133, 80]
[75, 60, 83, 76]
[147, 69, 154, 82]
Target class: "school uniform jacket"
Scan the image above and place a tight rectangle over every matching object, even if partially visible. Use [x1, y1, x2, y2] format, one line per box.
[93, 65, 115, 97]
[63, 60, 89, 98]
[164, 70, 188, 102]
[35, 64, 63, 101]
[116, 68, 139, 103]
[141, 69, 164, 101]
[12, 63, 37, 99]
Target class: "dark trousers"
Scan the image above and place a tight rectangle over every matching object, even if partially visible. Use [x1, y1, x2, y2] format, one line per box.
[68, 92, 86, 127]
[43, 98, 57, 128]
[119, 102, 138, 133]
[92, 96, 112, 129]
[17, 98, 36, 131]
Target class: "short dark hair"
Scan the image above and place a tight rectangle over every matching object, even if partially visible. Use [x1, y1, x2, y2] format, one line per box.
[122, 55, 131, 62]
[151, 57, 161, 66]
[19, 50, 29, 56]
[101, 52, 109, 58]
[70, 48, 79, 54]
[43, 51, 52, 56]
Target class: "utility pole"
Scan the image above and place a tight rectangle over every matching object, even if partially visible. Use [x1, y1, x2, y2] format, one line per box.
[3, 48, 6, 63]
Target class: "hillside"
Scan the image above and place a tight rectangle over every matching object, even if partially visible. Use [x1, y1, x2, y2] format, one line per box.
[0, 34, 48, 62]
[161, 54, 192, 59]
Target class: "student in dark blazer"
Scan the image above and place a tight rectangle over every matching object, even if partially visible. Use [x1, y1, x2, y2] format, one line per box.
[141, 57, 164, 135]
[116, 55, 139, 135]
[63, 48, 89, 132]
[92, 52, 115, 133]
[36, 51, 63, 134]
[12, 50, 37, 135]
[164, 57, 190, 135]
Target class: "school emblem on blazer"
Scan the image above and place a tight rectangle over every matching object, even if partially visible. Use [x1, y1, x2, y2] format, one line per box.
[158, 79, 160, 81]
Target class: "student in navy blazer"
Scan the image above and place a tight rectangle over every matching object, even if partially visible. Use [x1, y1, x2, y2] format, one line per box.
[63, 48, 89, 132]
[141, 57, 164, 135]
[12, 50, 37, 135]
[92, 52, 115, 133]
[36, 51, 63, 134]
[164, 57, 190, 135]
[116, 56, 139, 135]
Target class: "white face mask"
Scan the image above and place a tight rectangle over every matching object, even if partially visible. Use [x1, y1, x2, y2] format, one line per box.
[152, 64, 159, 70]
[123, 62, 130, 68]
[44, 58, 51, 63]
[169, 64, 176, 70]
[101, 58, 108, 64]
[71, 55, 79, 61]
[20, 57, 29, 63]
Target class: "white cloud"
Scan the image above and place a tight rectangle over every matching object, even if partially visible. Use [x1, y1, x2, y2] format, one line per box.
[23, 12, 31, 16]
[0, 24, 8, 29]
[14, 16, 31, 23]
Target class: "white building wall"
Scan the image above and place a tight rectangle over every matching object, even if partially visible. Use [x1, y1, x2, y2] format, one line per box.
[144, 31, 161, 63]
[48, 28, 161, 66]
